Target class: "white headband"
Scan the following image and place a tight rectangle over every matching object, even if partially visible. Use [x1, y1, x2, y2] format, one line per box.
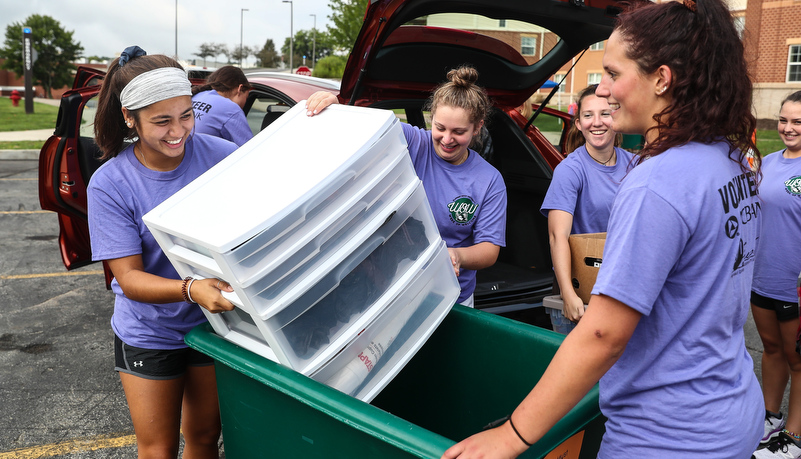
[120, 67, 192, 110]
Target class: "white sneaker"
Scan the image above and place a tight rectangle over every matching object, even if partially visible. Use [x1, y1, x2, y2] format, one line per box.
[753, 432, 801, 459]
[763, 411, 787, 444]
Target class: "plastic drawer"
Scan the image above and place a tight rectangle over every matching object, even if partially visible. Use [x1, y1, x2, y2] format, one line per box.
[143, 103, 407, 285]
[311, 241, 459, 402]
[213, 182, 442, 373]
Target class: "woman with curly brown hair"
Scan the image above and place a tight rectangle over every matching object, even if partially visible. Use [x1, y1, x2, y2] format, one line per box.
[441, 0, 763, 456]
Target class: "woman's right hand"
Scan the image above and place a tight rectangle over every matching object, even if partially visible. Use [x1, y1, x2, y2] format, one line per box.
[189, 278, 235, 314]
[562, 293, 585, 323]
[306, 91, 339, 116]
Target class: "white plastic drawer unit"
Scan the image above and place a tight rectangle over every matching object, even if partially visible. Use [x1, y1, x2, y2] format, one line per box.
[143, 102, 410, 287]
[213, 182, 443, 374]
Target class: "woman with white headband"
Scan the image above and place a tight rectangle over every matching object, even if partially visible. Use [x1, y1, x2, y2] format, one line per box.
[88, 46, 237, 458]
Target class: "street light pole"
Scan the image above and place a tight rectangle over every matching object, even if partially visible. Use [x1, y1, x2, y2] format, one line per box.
[174, 0, 178, 58]
[283, 0, 293, 72]
[240, 8, 249, 67]
[310, 13, 316, 69]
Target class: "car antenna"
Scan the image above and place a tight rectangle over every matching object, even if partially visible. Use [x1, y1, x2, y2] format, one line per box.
[524, 48, 588, 131]
[348, 17, 386, 106]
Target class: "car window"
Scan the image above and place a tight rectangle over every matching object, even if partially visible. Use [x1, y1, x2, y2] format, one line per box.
[530, 112, 566, 153]
[246, 93, 292, 135]
[385, 13, 561, 76]
[80, 96, 98, 139]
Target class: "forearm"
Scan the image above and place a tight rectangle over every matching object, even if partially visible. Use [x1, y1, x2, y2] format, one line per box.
[450, 242, 500, 271]
[508, 296, 639, 445]
[549, 235, 579, 302]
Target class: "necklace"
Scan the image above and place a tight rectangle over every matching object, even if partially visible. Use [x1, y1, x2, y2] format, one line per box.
[136, 144, 150, 169]
[588, 150, 615, 166]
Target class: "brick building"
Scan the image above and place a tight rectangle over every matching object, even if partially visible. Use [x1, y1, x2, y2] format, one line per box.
[744, 0, 801, 124]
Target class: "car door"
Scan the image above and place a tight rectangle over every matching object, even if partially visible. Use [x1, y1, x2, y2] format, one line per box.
[38, 66, 105, 272]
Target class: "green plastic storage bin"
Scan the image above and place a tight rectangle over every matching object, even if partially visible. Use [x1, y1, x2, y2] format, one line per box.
[185, 305, 605, 459]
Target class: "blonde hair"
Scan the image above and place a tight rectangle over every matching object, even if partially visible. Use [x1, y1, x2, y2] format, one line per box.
[427, 66, 491, 126]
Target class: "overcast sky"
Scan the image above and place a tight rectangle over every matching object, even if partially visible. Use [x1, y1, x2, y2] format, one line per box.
[1, 0, 334, 66]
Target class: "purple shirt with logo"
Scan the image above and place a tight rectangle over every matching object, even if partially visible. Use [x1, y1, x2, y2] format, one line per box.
[592, 141, 763, 457]
[401, 123, 507, 303]
[752, 150, 801, 302]
[192, 89, 253, 146]
[88, 134, 237, 349]
[540, 145, 635, 234]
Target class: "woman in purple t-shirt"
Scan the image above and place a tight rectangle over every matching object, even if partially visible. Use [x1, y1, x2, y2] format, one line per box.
[191, 65, 254, 146]
[89, 47, 237, 458]
[750, 90, 801, 457]
[540, 84, 634, 333]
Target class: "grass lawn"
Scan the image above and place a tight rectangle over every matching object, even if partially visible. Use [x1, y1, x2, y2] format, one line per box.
[0, 97, 59, 132]
[756, 129, 785, 157]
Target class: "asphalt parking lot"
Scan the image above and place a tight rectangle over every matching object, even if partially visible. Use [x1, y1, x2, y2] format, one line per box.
[0, 157, 786, 458]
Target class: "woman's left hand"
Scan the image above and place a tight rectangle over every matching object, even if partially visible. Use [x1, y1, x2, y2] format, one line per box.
[190, 278, 235, 313]
[441, 424, 528, 459]
[448, 248, 462, 277]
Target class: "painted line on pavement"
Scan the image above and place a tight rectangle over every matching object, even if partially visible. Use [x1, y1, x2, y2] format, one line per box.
[0, 433, 136, 458]
[1, 270, 104, 280]
[0, 211, 50, 214]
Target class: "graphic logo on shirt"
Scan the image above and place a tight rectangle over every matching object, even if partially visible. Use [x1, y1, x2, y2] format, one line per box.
[717, 171, 759, 274]
[785, 176, 801, 196]
[192, 100, 212, 121]
[447, 196, 478, 225]
[733, 238, 755, 271]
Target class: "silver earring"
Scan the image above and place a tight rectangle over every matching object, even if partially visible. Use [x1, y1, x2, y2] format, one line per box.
[127, 121, 132, 127]
[659, 86, 668, 95]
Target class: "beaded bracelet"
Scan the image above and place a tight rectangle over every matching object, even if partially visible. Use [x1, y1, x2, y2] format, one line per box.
[508, 415, 532, 447]
[181, 277, 196, 304]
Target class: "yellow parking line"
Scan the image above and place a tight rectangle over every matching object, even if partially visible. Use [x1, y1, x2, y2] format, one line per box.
[0, 433, 137, 458]
[1, 270, 104, 280]
[0, 178, 38, 181]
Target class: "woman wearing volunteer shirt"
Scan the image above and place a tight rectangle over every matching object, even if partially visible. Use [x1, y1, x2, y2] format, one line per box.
[750, 90, 801, 458]
[88, 46, 237, 458]
[191, 65, 253, 146]
[441, 0, 763, 457]
[305, 66, 507, 308]
[540, 84, 633, 334]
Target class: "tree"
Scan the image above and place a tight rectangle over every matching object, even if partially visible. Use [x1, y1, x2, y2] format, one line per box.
[281, 29, 336, 66]
[255, 39, 280, 68]
[0, 14, 84, 99]
[231, 45, 254, 67]
[327, 0, 370, 52]
[194, 43, 218, 67]
[312, 55, 347, 78]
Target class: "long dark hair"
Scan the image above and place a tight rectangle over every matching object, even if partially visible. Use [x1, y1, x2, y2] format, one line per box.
[615, 0, 759, 172]
[191, 65, 251, 97]
[94, 55, 184, 159]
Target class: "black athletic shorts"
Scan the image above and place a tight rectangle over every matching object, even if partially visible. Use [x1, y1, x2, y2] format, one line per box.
[114, 335, 214, 380]
[751, 291, 800, 322]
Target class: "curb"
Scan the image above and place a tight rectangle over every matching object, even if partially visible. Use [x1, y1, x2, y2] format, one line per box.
[0, 150, 39, 160]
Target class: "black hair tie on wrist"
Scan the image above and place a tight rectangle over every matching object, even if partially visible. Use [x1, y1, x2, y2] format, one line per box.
[508, 415, 533, 447]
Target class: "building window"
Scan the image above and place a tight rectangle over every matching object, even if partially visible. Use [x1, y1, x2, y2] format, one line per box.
[587, 73, 602, 85]
[553, 74, 566, 93]
[521, 36, 537, 56]
[499, 19, 506, 27]
[733, 16, 745, 39]
[789, 45, 801, 82]
[589, 41, 604, 51]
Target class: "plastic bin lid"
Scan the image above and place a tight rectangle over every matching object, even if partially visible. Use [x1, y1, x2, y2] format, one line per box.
[143, 102, 401, 252]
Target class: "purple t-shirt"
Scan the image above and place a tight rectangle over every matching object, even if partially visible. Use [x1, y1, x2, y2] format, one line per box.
[540, 145, 635, 234]
[752, 150, 801, 302]
[401, 123, 507, 303]
[192, 90, 253, 146]
[87, 134, 237, 349]
[592, 142, 763, 457]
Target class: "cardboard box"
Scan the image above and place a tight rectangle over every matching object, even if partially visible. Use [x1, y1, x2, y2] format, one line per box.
[568, 232, 606, 304]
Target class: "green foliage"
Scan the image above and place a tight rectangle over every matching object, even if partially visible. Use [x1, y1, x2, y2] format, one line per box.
[312, 55, 347, 78]
[0, 15, 84, 99]
[0, 96, 59, 131]
[282, 29, 336, 67]
[327, 0, 370, 52]
[255, 39, 281, 68]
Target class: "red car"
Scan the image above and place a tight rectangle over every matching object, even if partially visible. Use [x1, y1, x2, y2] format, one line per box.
[39, 0, 625, 322]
